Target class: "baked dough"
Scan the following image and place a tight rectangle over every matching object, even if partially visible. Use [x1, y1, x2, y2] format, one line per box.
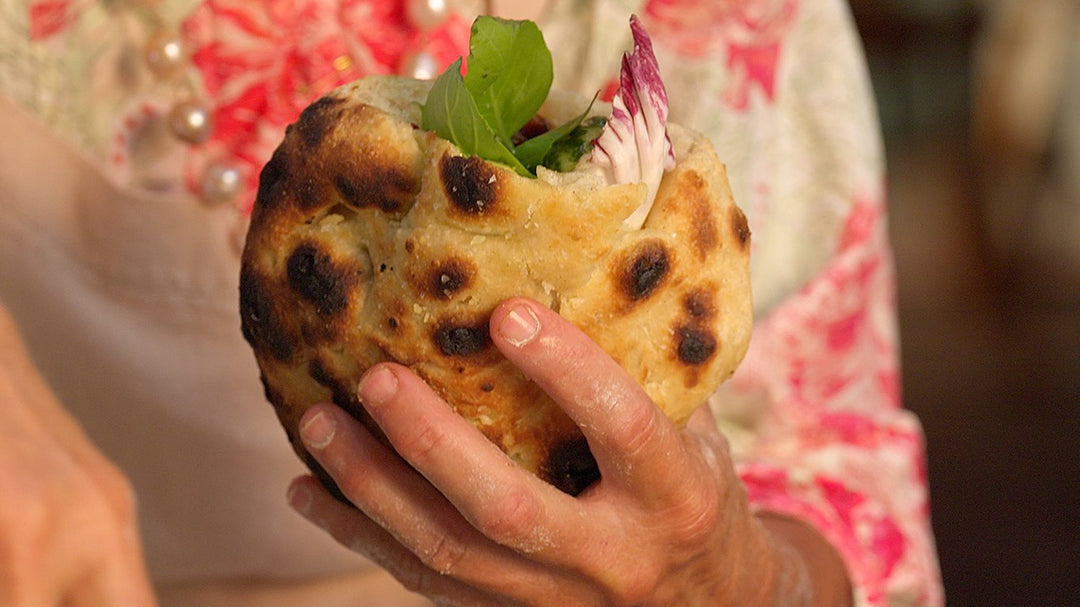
[239, 75, 752, 495]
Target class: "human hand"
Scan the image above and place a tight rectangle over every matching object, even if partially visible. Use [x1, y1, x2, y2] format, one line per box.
[0, 305, 158, 607]
[288, 297, 830, 606]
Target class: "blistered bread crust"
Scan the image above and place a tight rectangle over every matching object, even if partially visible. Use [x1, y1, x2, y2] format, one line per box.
[240, 76, 752, 495]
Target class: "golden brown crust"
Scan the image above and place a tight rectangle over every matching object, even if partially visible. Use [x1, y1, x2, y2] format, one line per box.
[240, 75, 752, 495]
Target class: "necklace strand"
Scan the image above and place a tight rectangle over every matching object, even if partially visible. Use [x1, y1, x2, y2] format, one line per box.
[126, 0, 548, 249]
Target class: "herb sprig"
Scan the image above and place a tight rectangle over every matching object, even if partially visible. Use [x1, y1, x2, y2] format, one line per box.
[421, 17, 594, 177]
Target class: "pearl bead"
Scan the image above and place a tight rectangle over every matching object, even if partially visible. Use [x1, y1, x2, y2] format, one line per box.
[400, 50, 441, 80]
[168, 100, 213, 144]
[406, 0, 451, 31]
[200, 161, 243, 205]
[144, 29, 187, 79]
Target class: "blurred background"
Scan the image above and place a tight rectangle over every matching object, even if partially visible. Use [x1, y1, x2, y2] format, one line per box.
[849, 0, 1079, 604]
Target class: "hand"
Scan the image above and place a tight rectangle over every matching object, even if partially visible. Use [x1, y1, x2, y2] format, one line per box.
[289, 297, 851, 606]
[0, 304, 158, 607]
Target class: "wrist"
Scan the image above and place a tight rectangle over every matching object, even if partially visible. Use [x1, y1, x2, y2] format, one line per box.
[754, 511, 854, 607]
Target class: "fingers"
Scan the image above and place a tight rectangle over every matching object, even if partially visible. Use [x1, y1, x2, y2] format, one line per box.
[286, 475, 497, 606]
[292, 296, 744, 605]
[296, 403, 591, 602]
[350, 365, 584, 554]
[1, 358, 159, 607]
[65, 538, 159, 607]
[46, 463, 157, 607]
[488, 298, 690, 501]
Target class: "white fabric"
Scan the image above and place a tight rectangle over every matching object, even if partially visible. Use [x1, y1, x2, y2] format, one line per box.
[0, 94, 389, 598]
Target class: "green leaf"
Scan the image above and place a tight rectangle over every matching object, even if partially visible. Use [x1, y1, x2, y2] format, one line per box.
[422, 58, 530, 176]
[463, 17, 552, 146]
[539, 115, 608, 173]
[515, 97, 599, 171]
[422, 17, 595, 177]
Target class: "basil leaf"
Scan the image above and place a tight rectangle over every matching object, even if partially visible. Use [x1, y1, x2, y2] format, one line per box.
[422, 58, 530, 176]
[514, 97, 599, 172]
[463, 17, 552, 146]
[539, 115, 607, 172]
[423, 17, 595, 177]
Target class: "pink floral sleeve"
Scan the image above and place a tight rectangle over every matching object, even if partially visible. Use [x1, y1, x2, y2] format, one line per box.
[728, 197, 943, 606]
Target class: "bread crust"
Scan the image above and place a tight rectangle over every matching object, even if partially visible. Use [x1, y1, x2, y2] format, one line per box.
[240, 75, 752, 495]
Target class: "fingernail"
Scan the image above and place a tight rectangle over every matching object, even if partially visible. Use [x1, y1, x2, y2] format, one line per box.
[300, 410, 336, 450]
[358, 365, 398, 408]
[287, 481, 312, 516]
[498, 304, 540, 346]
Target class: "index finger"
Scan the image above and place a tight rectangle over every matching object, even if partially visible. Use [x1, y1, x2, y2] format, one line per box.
[489, 297, 690, 501]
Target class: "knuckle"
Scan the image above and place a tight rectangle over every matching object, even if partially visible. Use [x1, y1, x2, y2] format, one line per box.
[398, 421, 450, 465]
[417, 530, 470, 576]
[96, 461, 139, 524]
[613, 403, 662, 459]
[606, 566, 662, 606]
[472, 485, 542, 548]
[666, 482, 722, 547]
[0, 497, 39, 562]
[394, 558, 436, 594]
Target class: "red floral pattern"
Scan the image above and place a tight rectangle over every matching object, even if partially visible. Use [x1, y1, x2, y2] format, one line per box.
[29, 0, 80, 39]
[644, 0, 798, 109]
[730, 192, 942, 605]
[26, 0, 471, 212]
[181, 0, 470, 211]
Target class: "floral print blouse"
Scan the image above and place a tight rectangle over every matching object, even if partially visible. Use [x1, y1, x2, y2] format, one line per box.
[2, 0, 943, 604]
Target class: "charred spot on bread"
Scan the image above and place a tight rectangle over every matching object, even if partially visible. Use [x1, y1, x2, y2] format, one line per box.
[683, 288, 716, 320]
[617, 240, 671, 302]
[433, 318, 491, 357]
[440, 154, 499, 215]
[544, 436, 600, 496]
[689, 184, 719, 259]
[241, 77, 752, 500]
[308, 355, 361, 405]
[329, 378, 364, 419]
[426, 258, 475, 300]
[240, 266, 298, 362]
[675, 325, 717, 366]
[296, 95, 347, 149]
[668, 170, 721, 260]
[730, 205, 750, 250]
[308, 356, 337, 389]
[259, 373, 284, 411]
[255, 148, 290, 209]
[294, 178, 326, 214]
[334, 165, 417, 214]
[286, 242, 358, 317]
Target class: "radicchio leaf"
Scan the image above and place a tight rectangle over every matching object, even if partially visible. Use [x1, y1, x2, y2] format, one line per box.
[591, 15, 675, 229]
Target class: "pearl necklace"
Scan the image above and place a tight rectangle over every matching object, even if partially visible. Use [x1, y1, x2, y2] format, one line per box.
[399, 0, 490, 79]
[135, 3, 243, 207]
[132, 0, 547, 226]
[135, 0, 480, 209]
[400, 0, 553, 78]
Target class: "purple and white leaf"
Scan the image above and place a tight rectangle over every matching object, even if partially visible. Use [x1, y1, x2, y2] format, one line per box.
[591, 15, 675, 229]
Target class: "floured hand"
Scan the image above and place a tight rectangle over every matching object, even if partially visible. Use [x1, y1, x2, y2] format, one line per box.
[288, 297, 849, 606]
